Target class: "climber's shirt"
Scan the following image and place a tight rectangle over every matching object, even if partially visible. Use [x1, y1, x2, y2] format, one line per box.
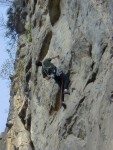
[42, 58, 56, 78]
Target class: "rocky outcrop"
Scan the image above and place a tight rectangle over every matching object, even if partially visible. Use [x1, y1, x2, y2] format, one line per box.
[3, 0, 113, 150]
[0, 131, 7, 150]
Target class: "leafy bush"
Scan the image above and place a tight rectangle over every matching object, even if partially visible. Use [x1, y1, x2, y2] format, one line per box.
[0, 2, 17, 80]
[0, 59, 14, 79]
[6, 3, 17, 42]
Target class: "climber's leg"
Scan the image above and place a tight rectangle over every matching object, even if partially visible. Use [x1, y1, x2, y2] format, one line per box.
[54, 75, 62, 88]
[61, 81, 64, 102]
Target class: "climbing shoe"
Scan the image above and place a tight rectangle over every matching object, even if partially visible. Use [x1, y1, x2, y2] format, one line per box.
[64, 89, 70, 95]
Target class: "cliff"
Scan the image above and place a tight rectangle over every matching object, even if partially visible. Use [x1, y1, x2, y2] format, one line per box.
[1, 0, 113, 150]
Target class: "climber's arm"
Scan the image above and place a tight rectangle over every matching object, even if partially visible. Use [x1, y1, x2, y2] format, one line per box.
[50, 55, 59, 60]
[45, 76, 51, 80]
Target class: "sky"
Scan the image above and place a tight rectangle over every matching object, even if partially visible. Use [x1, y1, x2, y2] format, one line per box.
[0, 5, 10, 133]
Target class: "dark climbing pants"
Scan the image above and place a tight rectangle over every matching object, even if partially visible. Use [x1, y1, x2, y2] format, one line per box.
[54, 72, 70, 102]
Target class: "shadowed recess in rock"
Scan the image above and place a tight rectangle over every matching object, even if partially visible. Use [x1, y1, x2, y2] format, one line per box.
[14, 145, 19, 150]
[25, 58, 32, 73]
[23, 1, 25, 7]
[39, 31, 52, 61]
[18, 99, 28, 125]
[101, 43, 108, 56]
[26, 70, 31, 82]
[55, 89, 61, 111]
[30, 140, 35, 150]
[48, 0, 61, 25]
[33, 0, 37, 14]
[26, 114, 31, 131]
[76, 96, 86, 112]
[89, 44, 92, 57]
[59, 96, 86, 139]
[65, 96, 86, 125]
[34, 0, 37, 5]
[85, 69, 98, 88]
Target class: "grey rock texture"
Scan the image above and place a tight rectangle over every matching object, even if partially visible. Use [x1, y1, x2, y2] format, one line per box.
[0, 131, 7, 150]
[4, 0, 113, 150]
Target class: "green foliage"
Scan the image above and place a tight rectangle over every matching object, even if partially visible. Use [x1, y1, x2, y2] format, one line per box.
[6, 3, 17, 42]
[29, 32, 32, 42]
[0, 42, 17, 79]
[0, 2, 17, 80]
[0, 59, 14, 79]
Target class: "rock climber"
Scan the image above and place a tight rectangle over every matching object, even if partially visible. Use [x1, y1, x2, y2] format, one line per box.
[35, 55, 70, 96]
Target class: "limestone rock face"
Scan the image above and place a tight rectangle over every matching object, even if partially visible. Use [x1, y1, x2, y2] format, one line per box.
[4, 0, 113, 150]
[0, 131, 7, 150]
